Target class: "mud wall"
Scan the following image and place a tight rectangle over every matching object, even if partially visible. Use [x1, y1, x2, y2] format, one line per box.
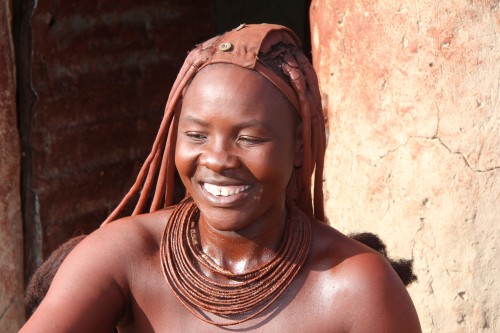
[311, 0, 499, 331]
[0, 1, 24, 331]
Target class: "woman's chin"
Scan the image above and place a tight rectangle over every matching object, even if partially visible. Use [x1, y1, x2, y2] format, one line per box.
[197, 207, 254, 233]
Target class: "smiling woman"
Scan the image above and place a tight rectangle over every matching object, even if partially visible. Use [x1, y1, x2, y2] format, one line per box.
[176, 65, 300, 232]
[20, 24, 421, 333]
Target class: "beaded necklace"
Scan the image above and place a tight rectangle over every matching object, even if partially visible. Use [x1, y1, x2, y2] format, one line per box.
[160, 196, 311, 326]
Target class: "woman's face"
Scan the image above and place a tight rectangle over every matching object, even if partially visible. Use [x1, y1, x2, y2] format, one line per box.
[175, 64, 302, 232]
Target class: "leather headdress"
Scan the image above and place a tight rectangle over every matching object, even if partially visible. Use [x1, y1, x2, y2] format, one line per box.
[102, 23, 326, 225]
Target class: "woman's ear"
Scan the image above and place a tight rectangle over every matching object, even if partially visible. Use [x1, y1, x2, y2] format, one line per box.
[294, 123, 304, 168]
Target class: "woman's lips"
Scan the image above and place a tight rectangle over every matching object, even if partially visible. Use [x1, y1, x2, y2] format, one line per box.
[198, 182, 253, 206]
[202, 183, 251, 197]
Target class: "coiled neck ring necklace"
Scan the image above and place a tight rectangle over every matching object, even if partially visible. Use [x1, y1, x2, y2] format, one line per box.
[160, 196, 312, 326]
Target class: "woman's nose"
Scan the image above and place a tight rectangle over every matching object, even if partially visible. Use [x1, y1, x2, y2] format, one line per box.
[199, 142, 240, 173]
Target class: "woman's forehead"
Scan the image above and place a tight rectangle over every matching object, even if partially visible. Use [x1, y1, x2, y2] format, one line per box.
[182, 64, 296, 116]
[187, 64, 269, 92]
[179, 64, 297, 128]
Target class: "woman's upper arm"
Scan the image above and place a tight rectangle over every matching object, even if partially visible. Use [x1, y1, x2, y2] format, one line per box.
[20, 228, 130, 333]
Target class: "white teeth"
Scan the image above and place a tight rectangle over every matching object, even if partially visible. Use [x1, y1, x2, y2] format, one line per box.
[203, 183, 250, 197]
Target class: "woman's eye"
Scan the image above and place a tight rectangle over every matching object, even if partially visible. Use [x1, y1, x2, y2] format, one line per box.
[238, 136, 267, 145]
[185, 132, 207, 142]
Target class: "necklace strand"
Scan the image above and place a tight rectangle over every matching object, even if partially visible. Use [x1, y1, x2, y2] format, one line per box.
[160, 196, 311, 326]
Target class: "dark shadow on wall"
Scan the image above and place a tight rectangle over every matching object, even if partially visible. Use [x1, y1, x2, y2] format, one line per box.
[215, 0, 311, 58]
[13, 0, 40, 294]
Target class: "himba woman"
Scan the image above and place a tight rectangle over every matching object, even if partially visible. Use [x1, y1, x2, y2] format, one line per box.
[20, 24, 421, 332]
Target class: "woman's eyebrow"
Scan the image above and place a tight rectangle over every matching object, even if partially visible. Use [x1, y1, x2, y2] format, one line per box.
[183, 115, 209, 126]
[183, 116, 272, 131]
[235, 120, 272, 130]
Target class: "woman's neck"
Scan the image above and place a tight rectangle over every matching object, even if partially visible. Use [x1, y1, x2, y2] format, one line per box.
[197, 205, 287, 275]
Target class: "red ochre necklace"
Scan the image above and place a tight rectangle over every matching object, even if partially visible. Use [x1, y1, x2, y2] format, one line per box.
[160, 196, 312, 326]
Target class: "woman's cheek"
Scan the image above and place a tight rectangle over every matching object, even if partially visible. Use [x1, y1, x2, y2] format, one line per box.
[246, 145, 293, 182]
[175, 141, 199, 177]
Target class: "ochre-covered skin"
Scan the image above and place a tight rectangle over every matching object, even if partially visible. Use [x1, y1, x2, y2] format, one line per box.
[20, 24, 421, 332]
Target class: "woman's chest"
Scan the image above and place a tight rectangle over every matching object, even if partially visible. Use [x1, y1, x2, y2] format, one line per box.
[122, 261, 349, 333]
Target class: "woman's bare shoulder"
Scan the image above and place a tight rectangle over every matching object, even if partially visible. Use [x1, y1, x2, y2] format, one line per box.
[308, 220, 379, 270]
[64, 206, 175, 272]
[308, 221, 421, 332]
[97, 206, 175, 253]
[20, 207, 175, 333]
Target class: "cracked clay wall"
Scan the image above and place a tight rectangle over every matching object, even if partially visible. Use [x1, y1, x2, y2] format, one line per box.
[311, 0, 499, 332]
